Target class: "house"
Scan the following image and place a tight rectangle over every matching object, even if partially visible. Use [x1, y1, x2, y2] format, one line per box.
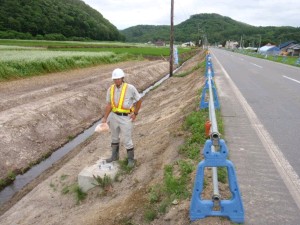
[286, 44, 300, 56]
[278, 41, 296, 51]
[154, 40, 165, 46]
[225, 41, 239, 49]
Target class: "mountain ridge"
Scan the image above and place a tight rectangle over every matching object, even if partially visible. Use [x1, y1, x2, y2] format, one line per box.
[121, 13, 300, 45]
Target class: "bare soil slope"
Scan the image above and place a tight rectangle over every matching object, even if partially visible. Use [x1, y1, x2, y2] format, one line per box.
[0, 52, 231, 224]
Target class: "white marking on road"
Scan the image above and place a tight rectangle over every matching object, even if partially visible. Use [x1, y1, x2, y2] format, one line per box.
[250, 63, 263, 68]
[212, 52, 300, 211]
[283, 75, 300, 84]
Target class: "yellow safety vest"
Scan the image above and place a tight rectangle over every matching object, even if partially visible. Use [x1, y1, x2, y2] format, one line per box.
[110, 83, 133, 113]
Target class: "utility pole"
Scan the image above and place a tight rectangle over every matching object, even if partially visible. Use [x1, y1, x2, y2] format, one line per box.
[169, 0, 174, 77]
[240, 35, 243, 49]
[257, 34, 261, 53]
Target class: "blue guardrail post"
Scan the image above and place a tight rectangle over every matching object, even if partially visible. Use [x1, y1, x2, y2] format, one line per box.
[190, 139, 245, 223]
[199, 78, 220, 109]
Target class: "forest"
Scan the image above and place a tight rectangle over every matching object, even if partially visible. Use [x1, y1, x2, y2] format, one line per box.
[0, 0, 125, 41]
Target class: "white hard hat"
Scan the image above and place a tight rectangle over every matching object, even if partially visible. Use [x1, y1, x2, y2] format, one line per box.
[112, 68, 125, 79]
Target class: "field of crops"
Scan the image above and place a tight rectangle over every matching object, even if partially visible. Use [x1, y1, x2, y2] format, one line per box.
[0, 39, 192, 81]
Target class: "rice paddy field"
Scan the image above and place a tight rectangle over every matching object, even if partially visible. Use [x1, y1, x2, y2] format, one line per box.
[0, 39, 193, 81]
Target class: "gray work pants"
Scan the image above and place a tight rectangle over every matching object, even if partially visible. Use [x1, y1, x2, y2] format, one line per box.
[109, 112, 133, 149]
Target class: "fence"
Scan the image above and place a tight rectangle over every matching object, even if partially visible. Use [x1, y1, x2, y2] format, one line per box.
[190, 51, 245, 223]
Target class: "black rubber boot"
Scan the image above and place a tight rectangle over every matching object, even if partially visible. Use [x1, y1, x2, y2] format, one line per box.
[127, 148, 135, 167]
[106, 143, 119, 163]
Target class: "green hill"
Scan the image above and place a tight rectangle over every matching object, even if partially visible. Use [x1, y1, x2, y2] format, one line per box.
[0, 0, 124, 41]
[121, 13, 300, 46]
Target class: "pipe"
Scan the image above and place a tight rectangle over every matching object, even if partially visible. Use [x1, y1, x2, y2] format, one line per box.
[207, 74, 220, 147]
[211, 145, 221, 204]
[207, 64, 221, 203]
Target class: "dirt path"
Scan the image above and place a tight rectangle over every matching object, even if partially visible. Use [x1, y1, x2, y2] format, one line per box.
[0, 51, 232, 224]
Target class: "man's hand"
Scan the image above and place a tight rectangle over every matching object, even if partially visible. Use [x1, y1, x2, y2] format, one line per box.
[130, 113, 137, 121]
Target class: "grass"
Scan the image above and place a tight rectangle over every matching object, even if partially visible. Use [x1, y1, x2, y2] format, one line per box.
[0, 50, 129, 81]
[0, 49, 114, 62]
[0, 39, 193, 81]
[218, 167, 228, 184]
[0, 39, 139, 48]
[7, 170, 16, 181]
[117, 158, 135, 174]
[51, 46, 175, 56]
[143, 83, 226, 222]
[92, 174, 113, 195]
[61, 183, 87, 204]
[48, 174, 87, 204]
[144, 208, 157, 222]
[235, 49, 300, 67]
[0, 39, 192, 55]
[163, 162, 192, 199]
[73, 185, 87, 204]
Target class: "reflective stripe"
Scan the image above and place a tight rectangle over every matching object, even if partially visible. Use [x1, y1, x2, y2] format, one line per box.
[110, 83, 131, 113]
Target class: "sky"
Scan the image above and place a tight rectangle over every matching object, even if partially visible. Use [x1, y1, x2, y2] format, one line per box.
[82, 0, 300, 30]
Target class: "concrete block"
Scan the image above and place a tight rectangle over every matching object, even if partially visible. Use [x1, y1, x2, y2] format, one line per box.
[78, 159, 119, 192]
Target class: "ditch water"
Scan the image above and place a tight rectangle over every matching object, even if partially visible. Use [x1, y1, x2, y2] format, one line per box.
[0, 66, 182, 206]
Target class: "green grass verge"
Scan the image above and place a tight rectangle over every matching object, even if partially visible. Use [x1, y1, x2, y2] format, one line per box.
[235, 49, 300, 67]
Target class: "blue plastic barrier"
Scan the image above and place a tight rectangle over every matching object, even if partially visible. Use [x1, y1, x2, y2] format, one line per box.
[199, 78, 220, 109]
[205, 61, 215, 77]
[190, 139, 245, 223]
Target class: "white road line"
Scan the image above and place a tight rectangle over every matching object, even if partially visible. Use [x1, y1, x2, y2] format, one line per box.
[250, 63, 263, 68]
[283, 75, 300, 84]
[212, 52, 300, 211]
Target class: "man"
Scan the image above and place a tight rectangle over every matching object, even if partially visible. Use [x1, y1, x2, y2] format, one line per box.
[102, 68, 142, 167]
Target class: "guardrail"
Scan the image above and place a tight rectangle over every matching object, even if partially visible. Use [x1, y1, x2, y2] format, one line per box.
[190, 52, 245, 223]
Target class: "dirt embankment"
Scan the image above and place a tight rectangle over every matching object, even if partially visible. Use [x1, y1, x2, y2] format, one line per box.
[0, 60, 169, 183]
[0, 51, 232, 224]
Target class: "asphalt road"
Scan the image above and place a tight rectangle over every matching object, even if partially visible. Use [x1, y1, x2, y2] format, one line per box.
[210, 48, 300, 224]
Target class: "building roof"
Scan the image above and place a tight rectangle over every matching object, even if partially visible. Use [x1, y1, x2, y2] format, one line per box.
[287, 44, 300, 50]
[259, 45, 280, 52]
[258, 45, 280, 55]
[278, 41, 296, 49]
